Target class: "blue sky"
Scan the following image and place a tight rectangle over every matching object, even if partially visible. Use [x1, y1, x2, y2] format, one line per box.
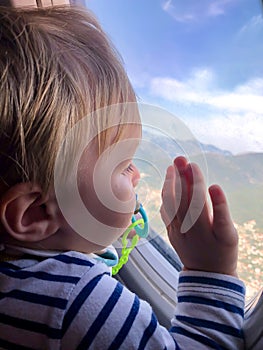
[85, 0, 263, 154]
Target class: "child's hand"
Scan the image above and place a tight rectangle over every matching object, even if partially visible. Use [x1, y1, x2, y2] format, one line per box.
[160, 156, 238, 277]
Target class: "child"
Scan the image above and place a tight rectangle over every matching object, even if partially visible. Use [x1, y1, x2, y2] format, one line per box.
[0, 5, 245, 350]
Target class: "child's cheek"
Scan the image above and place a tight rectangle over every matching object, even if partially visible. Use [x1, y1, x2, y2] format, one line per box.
[111, 175, 136, 206]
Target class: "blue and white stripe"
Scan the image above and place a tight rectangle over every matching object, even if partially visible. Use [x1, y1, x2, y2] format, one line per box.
[0, 251, 245, 349]
[171, 271, 245, 350]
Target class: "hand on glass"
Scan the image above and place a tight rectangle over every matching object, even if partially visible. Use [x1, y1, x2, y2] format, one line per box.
[160, 156, 238, 277]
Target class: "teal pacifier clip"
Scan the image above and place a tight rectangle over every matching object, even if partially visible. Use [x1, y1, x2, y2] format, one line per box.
[112, 197, 149, 275]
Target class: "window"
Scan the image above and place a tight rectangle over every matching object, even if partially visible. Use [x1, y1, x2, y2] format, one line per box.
[87, 0, 263, 302]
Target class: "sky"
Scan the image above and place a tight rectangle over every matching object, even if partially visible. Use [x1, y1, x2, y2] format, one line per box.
[85, 0, 263, 154]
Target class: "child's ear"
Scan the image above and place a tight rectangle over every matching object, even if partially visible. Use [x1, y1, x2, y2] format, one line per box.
[0, 183, 60, 242]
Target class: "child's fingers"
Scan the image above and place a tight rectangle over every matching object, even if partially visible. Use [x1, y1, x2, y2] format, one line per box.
[162, 157, 210, 235]
[180, 162, 209, 233]
[160, 204, 171, 228]
[173, 157, 189, 226]
[161, 165, 177, 226]
[209, 184, 238, 246]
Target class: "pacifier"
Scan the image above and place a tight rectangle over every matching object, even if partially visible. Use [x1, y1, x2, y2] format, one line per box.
[112, 195, 149, 275]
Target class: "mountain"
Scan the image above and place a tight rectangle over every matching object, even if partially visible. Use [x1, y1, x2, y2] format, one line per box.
[200, 143, 232, 156]
[136, 130, 263, 229]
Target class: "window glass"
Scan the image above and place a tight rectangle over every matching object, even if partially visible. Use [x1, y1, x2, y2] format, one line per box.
[86, 0, 263, 300]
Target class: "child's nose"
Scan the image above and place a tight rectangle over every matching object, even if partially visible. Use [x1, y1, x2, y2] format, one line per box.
[132, 164, 140, 187]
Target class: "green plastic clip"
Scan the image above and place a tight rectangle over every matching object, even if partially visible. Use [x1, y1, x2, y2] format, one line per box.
[112, 218, 144, 275]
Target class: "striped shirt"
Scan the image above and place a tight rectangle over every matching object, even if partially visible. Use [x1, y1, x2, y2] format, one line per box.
[0, 249, 245, 349]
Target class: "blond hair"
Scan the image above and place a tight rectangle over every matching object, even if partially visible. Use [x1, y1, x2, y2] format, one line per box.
[0, 5, 137, 194]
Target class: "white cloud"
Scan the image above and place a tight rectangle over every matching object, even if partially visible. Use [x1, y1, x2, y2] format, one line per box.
[149, 68, 263, 153]
[150, 70, 263, 114]
[161, 0, 194, 23]
[162, 0, 236, 23]
[239, 15, 263, 35]
[184, 112, 263, 154]
[207, 0, 236, 16]
[162, 0, 171, 12]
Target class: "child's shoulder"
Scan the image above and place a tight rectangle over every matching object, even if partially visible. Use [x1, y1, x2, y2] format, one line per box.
[0, 248, 122, 348]
[34, 249, 113, 282]
[0, 247, 113, 293]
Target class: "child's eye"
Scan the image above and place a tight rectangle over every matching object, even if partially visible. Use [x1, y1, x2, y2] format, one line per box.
[125, 163, 134, 173]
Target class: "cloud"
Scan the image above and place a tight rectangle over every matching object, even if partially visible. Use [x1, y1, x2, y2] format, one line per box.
[161, 0, 194, 23]
[208, 0, 234, 16]
[162, 0, 236, 23]
[148, 68, 263, 153]
[184, 112, 263, 154]
[150, 69, 263, 114]
[238, 15, 263, 35]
